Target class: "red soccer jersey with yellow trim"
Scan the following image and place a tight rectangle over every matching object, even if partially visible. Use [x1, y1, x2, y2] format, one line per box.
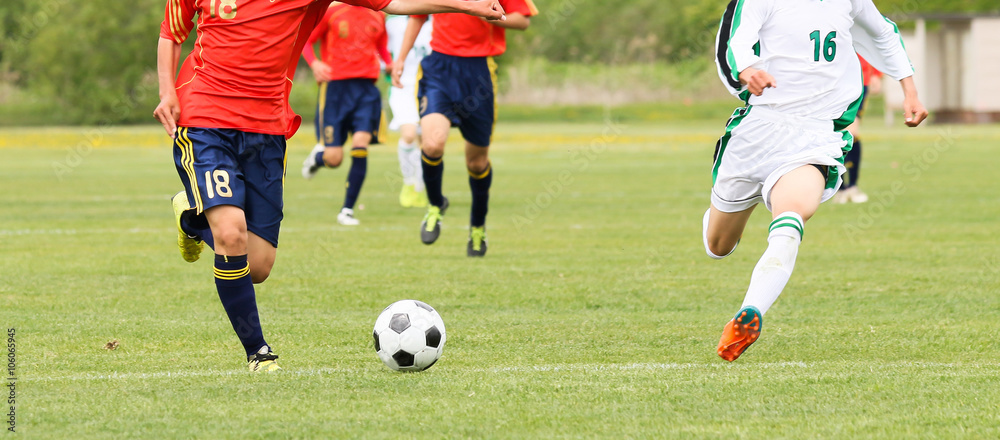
[159, 0, 390, 138]
[301, 3, 392, 81]
[418, 0, 536, 58]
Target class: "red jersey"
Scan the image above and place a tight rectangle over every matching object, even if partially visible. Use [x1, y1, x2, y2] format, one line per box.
[420, 0, 537, 58]
[302, 4, 392, 81]
[858, 55, 883, 87]
[159, 0, 390, 138]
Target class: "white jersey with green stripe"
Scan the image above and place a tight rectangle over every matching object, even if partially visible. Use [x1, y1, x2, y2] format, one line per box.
[714, 0, 913, 120]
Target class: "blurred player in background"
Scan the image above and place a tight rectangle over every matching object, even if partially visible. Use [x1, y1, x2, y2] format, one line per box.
[391, 0, 537, 257]
[834, 55, 883, 204]
[301, 3, 393, 226]
[154, 0, 506, 372]
[386, 14, 434, 209]
[707, 0, 927, 361]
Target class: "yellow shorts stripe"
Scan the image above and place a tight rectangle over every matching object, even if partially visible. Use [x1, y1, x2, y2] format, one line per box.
[177, 128, 204, 213]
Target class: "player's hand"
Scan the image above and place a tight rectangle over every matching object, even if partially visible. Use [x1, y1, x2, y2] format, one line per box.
[466, 0, 506, 21]
[153, 93, 181, 139]
[902, 96, 928, 127]
[739, 67, 777, 96]
[310, 60, 334, 83]
[390, 59, 405, 89]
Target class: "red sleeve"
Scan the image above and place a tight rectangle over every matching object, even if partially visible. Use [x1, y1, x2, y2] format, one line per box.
[377, 25, 392, 65]
[159, 0, 197, 44]
[501, 0, 538, 17]
[302, 10, 332, 65]
[338, 0, 391, 11]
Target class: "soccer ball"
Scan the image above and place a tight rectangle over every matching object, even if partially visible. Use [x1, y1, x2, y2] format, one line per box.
[372, 300, 447, 372]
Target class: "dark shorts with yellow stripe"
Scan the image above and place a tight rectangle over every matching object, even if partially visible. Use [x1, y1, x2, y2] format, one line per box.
[315, 78, 384, 147]
[173, 127, 286, 247]
[417, 52, 497, 147]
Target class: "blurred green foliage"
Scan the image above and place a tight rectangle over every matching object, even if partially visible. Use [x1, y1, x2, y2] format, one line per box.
[0, 0, 997, 125]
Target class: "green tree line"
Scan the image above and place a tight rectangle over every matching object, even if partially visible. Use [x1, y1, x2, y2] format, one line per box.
[1, 0, 996, 125]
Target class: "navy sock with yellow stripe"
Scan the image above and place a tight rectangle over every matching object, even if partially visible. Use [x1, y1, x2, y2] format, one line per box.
[469, 162, 492, 227]
[422, 151, 445, 207]
[344, 147, 368, 210]
[214, 254, 267, 357]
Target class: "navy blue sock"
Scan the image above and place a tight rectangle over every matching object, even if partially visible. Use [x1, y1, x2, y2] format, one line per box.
[180, 211, 214, 249]
[214, 254, 267, 357]
[844, 139, 861, 188]
[468, 162, 492, 227]
[314, 150, 326, 168]
[343, 147, 368, 210]
[422, 151, 445, 207]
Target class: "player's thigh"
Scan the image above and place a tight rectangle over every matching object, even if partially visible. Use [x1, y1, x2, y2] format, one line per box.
[247, 232, 277, 284]
[420, 113, 452, 155]
[204, 204, 249, 256]
[706, 204, 755, 253]
[174, 127, 247, 218]
[769, 165, 825, 221]
[239, 132, 286, 252]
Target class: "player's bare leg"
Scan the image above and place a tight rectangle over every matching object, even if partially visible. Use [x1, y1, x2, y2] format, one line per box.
[205, 205, 280, 372]
[465, 141, 491, 257]
[703, 205, 756, 259]
[418, 113, 452, 244]
[718, 165, 824, 361]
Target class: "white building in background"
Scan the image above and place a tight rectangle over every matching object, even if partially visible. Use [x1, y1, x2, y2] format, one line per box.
[884, 13, 1000, 124]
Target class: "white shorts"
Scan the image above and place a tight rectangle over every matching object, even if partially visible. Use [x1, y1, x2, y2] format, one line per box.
[388, 84, 420, 131]
[711, 105, 850, 213]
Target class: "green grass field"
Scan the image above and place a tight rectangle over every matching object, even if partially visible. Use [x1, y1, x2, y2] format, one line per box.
[2, 119, 998, 439]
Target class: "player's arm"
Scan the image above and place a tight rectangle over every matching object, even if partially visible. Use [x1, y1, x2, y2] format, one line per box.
[153, 0, 196, 138]
[489, 12, 529, 30]
[302, 12, 334, 83]
[715, 0, 771, 97]
[390, 15, 428, 88]
[153, 38, 183, 138]
[850, 0, 927, 126]
[380, 0, 505, 20]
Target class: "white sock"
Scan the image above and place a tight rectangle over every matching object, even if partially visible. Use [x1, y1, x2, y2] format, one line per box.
[398, 139, 419, 186]
[408, 142, 424, 192]
[740, 212, 804, 315]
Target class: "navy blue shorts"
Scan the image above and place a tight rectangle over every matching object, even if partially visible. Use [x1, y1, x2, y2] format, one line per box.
[417, 52, 498, 147]
[173, 127, 285, 247]
[315, 78, 384, 147]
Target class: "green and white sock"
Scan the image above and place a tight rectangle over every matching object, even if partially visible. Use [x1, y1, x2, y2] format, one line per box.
[741, 212, 804, 315]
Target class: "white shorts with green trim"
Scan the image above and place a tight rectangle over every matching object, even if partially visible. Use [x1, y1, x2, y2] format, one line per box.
[388, 84, 420, 131]
[710, 105, 849, 213]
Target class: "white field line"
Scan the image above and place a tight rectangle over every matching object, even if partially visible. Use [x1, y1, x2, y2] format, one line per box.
[20, 361, 999, 383]
[0, 225, 421, 237]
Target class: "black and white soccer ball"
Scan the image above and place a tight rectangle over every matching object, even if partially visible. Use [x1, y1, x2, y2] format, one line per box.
[373, 300, 446, 372]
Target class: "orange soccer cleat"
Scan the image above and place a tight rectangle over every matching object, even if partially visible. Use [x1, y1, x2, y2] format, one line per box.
[717, 306, 763, 362]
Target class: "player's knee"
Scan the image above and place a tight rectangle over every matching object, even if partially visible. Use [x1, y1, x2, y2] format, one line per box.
[214, 228, 247, 253]
[322, 154, 343, 168]
[466, 156, 489, 174]
[401, 133, 417, 145]
[422, 142, 445, 158]
[706, 236, 738, 260]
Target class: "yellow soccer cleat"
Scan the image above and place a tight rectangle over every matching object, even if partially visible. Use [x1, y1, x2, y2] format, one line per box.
[399, 184, 417, 207]
[248, 346, 282, 373]
[171, 191, 204, 263]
